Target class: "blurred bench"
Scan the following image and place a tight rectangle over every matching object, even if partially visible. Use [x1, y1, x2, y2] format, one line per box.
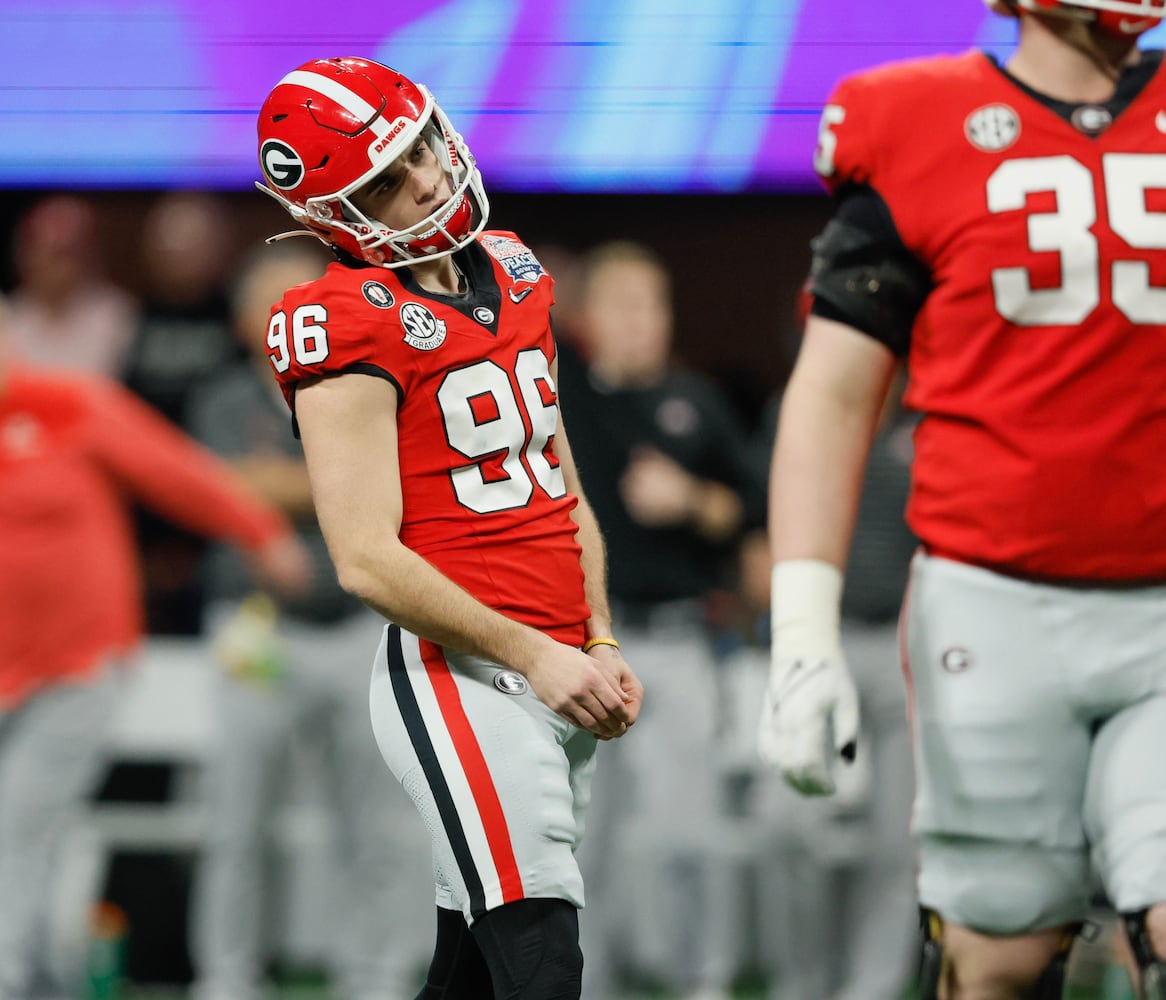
[55, 637, 338, 980]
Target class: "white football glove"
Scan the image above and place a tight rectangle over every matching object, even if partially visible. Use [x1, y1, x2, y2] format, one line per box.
[757, 559, 860, 796]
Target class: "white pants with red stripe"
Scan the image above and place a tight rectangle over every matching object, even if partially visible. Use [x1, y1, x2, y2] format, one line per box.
[369, 624, 597, 925]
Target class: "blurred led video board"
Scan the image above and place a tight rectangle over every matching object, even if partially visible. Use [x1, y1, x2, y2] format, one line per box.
[1, 0, 1162, 192]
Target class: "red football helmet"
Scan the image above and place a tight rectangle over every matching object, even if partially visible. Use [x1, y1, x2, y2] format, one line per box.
[987, 0, 1166, 37]
[256, 57, 489, 268]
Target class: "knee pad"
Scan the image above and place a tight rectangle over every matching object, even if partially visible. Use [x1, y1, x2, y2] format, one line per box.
[917, 907, 1078, 1000]
[471, 897, 582, 1000]
[1123, 909, 1166, 1000]
[918, 836, 1089, 936]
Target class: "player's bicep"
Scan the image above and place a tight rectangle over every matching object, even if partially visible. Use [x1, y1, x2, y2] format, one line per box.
[553, 414, 587, 502]
[794, 313, 897, 412]
[294, 373, 403, 571]
[548, 357, 584, 499]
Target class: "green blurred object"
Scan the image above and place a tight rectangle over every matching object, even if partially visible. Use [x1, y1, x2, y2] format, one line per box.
[85, 902, 128, 1000]
[1098, 962, 1138, 1000]
[213, 592, 290, 687]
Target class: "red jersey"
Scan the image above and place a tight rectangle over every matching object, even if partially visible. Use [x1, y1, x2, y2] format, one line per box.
[270, 232, 589, 644]
[818, 50, 1166, 582]
[0, 367, 289, 706]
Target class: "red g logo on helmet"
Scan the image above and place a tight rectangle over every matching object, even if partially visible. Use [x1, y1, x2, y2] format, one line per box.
[260, 139, 305, 190]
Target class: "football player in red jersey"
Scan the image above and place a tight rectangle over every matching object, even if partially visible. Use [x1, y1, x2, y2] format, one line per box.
[255, 58, 643, 1000]
[755, 2, 1166, 997]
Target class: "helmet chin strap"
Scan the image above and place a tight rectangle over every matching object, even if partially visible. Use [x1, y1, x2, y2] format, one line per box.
[263, 230, 320, 245]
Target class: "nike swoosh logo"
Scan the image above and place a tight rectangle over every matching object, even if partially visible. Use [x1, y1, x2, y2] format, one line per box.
[1118, 16, 1153, 33]
[1157, 110, 1166, 134]
[508, 286, 533, 304]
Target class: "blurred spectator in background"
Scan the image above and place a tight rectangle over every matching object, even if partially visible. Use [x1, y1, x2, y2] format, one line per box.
[186, 241, 430, 1000]
[124, 191, 241, 423]
[0, 295, 309, 1000]
[721, 372, 918, 1000]
[531, 242, 586, 350]
[123, 192, 245, 636]
[557, 240, 765, 1000]
[5, 196, 138, 379]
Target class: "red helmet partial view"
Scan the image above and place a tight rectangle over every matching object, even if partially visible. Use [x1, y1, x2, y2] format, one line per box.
[256, 57, 489, 268]
[986, 0, 1166, 37]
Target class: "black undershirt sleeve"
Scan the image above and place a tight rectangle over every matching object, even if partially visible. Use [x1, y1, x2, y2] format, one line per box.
[808, 182, 932, 357]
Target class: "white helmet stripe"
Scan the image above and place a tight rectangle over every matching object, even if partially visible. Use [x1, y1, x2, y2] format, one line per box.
[987, 0, 1165, 15]
[278, 69, 392, 138]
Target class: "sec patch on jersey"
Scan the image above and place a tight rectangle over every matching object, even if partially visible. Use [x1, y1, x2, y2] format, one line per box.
[400, 302, 447, 351]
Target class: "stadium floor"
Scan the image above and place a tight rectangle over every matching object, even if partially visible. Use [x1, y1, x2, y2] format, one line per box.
[115, 962, 1138, 1000]
[120, 987, 1129, 1000]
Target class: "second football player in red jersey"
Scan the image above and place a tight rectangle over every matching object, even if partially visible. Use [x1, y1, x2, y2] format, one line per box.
[255, 57, 642, 1000]
[755, 2, 1166, 998]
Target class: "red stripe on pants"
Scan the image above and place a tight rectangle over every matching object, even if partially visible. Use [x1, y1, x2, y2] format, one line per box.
[419, 639, 525, 905]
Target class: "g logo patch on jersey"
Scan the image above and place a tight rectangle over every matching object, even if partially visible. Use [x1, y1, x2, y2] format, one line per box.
[1071, 105, 1112, 136]
[481, 234, 545, 284]
[965, 104, 1020, 153]
[400, 302, 447, 351]
[362, 281, 395, 309]
[493, 671, 529, 696]
[260, 139, 305, 190]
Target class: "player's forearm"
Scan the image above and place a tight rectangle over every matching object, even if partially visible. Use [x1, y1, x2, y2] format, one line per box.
[769, 320, 894, 568]
[770, 394, 868, 568]
[568, 492, 613, 638]
[334, 537, 556, 673]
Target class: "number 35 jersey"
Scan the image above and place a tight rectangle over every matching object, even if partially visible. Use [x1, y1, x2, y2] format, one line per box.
[817, 50, 1166, 582]
[269, 232, 589, 645]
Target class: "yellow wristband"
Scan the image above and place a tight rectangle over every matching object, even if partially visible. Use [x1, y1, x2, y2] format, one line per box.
[582, 637, 620, 653]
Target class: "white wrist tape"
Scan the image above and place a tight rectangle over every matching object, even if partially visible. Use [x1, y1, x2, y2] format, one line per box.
[771, 559, 844, 662]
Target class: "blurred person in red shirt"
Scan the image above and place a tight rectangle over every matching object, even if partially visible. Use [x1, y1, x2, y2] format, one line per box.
[0, 295, 310, 1000]
[6, 195, 139, 380]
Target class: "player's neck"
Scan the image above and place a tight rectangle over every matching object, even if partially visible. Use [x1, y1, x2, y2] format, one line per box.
[408, 256, 464, 296]
[1009, 16, 1141, 103]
